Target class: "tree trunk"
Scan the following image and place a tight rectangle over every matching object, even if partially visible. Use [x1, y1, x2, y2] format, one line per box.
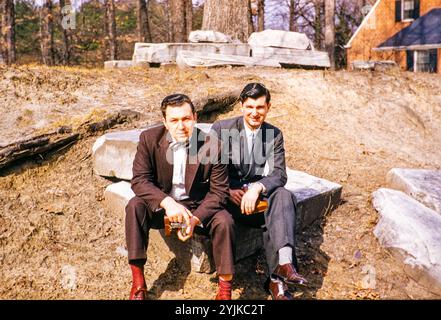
[137, 0, 152, 42]
[40, 0, 55, 66]
[185, 0, 193, 38]
[170, 0, 192, 42]
[289, 0, 297, 32]
[59, 0, 71, 65]
[104, 0, 117, 60]
[1, 0, 16, 64]
[202, 0, 252, 43]
[324, 0, 335, 70]
[314, 0, 323, 50]
[257, 0, 264, 32]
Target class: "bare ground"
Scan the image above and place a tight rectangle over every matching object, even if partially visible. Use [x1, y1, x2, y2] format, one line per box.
[1, 65, 441, 299]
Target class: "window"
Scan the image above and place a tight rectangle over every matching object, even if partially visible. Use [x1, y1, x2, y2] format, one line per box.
[407, 50, 438, 73]
[395, 0, 420, 22]
[402, 0, 415, 20]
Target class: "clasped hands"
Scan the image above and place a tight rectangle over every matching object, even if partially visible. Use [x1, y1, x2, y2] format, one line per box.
[229, 183, 264, 215]
[160, 197, 200, 242]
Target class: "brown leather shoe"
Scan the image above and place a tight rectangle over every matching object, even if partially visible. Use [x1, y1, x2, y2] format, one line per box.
[268, 278, 293, 300]
[129, 286, 147, 300]
[273, 263, 307, 285]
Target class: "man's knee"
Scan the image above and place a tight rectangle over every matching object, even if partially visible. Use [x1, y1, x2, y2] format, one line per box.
[212, 210, 234, 232]
[125, 196, 147, 218]
[271, 187, 293, 200]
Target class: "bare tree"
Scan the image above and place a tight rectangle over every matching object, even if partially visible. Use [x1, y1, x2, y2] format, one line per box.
[289, 0, 297, 31]
[59, 0, 71, 65]
[40, 0, 55, 65]
[257, 0, 265, 31]
[202, 0, 252, 42]
[324, 0, 335, 69]
[137, 0, 152, 42]
[169, 0, 192, 42]
[1, 0, 16, 64]
[104, 0, 117, 60]
[313, 0, 324, 49]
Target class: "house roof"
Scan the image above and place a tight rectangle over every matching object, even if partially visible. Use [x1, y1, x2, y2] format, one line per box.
[375, 8, 441, 51]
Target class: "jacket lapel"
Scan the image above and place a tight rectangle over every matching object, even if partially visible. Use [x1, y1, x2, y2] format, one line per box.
[157, 129, 173, 192]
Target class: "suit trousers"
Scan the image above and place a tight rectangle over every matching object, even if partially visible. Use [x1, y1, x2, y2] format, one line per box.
[125, 196, 235, 275]
[227, 187, 298, 276]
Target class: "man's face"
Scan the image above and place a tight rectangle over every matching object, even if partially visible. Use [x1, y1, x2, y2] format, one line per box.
[162, 103, 197, 142]
[241, 96, 271, 130]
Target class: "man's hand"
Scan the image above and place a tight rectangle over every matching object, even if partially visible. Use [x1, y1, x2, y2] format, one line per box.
[241, 183, 263, 215]
[178, 216, 201, 242]
[160, 196, 192, 226]
[229, 188, 245, 207]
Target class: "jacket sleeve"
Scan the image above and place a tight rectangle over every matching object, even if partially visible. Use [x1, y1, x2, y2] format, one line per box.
[131, 131, 169, 212]
[258, 130, 287, 196]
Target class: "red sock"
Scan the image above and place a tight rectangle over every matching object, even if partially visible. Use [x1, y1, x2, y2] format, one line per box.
[218, 278, 232, 297]
[130, 260, 146, 288]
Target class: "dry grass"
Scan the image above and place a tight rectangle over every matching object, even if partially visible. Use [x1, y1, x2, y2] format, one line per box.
[1, 65, 441, 299]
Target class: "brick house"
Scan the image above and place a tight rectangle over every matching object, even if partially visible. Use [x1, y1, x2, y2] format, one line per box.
[345, 0, 441, 73]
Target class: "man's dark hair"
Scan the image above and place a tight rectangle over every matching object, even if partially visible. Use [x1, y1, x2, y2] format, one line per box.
[239, 83, 271, 104]
[161, 93, 195, 117]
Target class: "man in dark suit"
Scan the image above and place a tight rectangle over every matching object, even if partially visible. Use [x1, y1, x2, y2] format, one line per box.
[125, 94, 235, 300]
[211, 83, 307, 300]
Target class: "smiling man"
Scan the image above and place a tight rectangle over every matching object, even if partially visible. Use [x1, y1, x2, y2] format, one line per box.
[125, 94, 234, 300]
[211, 83, 307, 300]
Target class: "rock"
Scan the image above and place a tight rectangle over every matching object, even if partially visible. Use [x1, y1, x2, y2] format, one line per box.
[132, 42, 251, 64]
[386, 168, 441, 214]
[248, 29, 315, 50]
[188, 30, 233, 43]
[104, 60, 149, 69]
[176, 50, 281, 69]
[351, 60, 398, 71]
[60, 265, 77, 290]
[93, 129, 143, 180]
[251, 46, 330, 68]
[285, 169, 342, 230]
[372, 188, 441, 295]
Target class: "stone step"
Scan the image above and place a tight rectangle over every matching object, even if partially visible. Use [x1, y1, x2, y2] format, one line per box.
[250, 46, 330, 68]
[176, 50, 281, 68]
[248, 30, 315, 51]
[372, 188, 441, 295]
[132, 42, 251, 64]
[386, 168, 441, 215]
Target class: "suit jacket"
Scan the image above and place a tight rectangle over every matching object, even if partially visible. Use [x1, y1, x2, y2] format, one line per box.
[211, 116, 287, 196]
[131, 124, 229, 225]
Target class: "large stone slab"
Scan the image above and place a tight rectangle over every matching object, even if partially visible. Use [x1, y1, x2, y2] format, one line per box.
[132, 42, 251, 64]
[92, 123, 213, 180]
[386, 168, 441, 215]
[176, 50, 281, 68]
[248, 30, 315, 50]
[372, 188, 441, 295]
[251, 46, 330, 68]
[188, 30, 233, 43]
[285, 169, 342, 230]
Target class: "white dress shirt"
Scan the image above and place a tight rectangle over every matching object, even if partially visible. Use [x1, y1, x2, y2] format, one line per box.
[169, 140, 189, 201]
[243, 120, 267, 192]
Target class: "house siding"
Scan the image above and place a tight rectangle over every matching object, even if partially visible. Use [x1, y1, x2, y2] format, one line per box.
[347, 0, 441, 74]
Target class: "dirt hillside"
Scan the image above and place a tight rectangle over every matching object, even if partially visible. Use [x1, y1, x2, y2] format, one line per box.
[1, 65, 440, 299]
